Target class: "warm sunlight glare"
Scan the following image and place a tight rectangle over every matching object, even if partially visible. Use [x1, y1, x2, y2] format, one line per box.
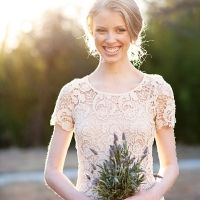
[0, 0, 146, 49]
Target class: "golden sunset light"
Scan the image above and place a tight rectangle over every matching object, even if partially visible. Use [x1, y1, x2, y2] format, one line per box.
[0, 0, 146, 49]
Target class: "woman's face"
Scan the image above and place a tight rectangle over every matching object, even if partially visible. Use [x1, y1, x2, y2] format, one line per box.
[92, 9, 131, 64]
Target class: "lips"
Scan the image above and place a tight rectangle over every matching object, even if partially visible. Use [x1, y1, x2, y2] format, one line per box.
[103, 46, 120, 55]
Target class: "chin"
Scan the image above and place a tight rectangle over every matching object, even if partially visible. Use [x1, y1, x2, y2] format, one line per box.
[101, 55, 123, 64]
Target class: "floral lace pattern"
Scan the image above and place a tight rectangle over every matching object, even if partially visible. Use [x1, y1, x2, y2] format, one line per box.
[50, 73, 176, 200]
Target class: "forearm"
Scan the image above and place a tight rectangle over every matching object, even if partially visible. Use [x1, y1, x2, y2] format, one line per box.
[150, 164, 179, 199]
[44, 170, 90, 200]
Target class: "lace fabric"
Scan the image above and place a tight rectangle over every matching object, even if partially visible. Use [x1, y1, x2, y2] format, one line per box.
[50, 73, 176, 200]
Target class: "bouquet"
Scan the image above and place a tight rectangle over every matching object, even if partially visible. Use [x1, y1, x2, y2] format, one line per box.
[86, 133, 148, 200]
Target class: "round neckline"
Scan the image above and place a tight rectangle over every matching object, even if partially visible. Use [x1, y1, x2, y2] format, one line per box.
[85, 72, 147, 96]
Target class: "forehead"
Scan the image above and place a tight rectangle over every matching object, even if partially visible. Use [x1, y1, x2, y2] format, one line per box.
[92, 9, 126, 27]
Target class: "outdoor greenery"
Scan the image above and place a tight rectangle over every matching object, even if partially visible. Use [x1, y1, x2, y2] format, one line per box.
[143, 0, 200, 143]
[0, 0, 199, 147]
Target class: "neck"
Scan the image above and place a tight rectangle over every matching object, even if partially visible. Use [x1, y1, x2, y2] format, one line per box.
[94, 57, 138, 79]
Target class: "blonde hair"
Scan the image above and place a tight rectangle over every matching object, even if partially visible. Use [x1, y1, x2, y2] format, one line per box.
[83, 0, 146, 67]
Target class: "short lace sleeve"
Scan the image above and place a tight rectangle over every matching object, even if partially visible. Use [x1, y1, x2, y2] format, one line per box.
[50, 83, 75, 132]
[155, 75, 176, 130]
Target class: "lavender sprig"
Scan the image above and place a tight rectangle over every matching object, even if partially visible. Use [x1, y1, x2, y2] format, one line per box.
[87, 133, 148, 200]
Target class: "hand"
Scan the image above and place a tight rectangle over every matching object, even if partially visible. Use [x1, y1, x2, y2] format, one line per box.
[124, 190, 160, 200]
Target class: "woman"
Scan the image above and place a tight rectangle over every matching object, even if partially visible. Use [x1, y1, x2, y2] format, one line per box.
[44, 0, 179, 200]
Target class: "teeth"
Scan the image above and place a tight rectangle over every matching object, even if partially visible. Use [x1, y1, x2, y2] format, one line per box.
[104, 47, 120, 53]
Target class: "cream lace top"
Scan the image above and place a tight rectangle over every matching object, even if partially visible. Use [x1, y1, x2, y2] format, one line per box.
[50, 73, 176, 200]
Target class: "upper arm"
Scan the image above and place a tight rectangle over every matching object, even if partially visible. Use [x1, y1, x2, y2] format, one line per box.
[45, 83, 75, 172]
[154, 76, 178, 167]
[45, 124, 74, 172]
[155, 126, 178, 168]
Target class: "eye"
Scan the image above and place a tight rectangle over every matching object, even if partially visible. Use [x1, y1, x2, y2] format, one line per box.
[118, 28, 126, 33]
[117, 28, 127, 33]
[96, 28, 106, 33]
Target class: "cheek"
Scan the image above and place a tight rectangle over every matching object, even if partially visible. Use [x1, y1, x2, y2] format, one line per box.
[123, 34, 132, 44]
[119, 38, 131, 48]
[94, 33, 103, 40]
[125, 39, 131, 47]
[94, 34, 104, 46]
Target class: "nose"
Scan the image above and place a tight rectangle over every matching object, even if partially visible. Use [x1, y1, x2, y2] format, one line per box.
[105, 32, 116, 43]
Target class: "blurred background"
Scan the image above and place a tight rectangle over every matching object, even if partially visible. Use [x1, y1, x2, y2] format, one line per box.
[0, 0, 200, 199]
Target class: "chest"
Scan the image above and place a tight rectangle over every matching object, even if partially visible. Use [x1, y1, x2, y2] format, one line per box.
[73, 92, 156, 138]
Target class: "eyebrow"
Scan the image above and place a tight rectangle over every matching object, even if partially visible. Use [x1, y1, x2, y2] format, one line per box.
[95, 25, 126, 28]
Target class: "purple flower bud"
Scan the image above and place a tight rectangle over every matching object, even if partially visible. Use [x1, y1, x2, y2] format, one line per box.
[109, 149, 114, 158]
[90, 148, 98, 155]
[86, 174, 91, 180]
[92, 178, 99, 186]
[154, 174, 163, 179]
[110, 145, 114, 150]
[130, 157, 135, 164]
[91, 163, 97, 170]
[122, 133, 126, 140]
[140, 154, 146, 162]
[143, 147, 148, 155]
[114, 133, 118, 144]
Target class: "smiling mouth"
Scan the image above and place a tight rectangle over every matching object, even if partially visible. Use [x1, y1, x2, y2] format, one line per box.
[103, 46, 120, 55]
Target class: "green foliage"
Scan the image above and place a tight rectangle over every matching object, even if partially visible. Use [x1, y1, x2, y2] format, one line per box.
[0, 0, 200, 146]
[88, 133, 147, 200]
[143, 0, 200, 144]
[0, 10, 97, 147]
